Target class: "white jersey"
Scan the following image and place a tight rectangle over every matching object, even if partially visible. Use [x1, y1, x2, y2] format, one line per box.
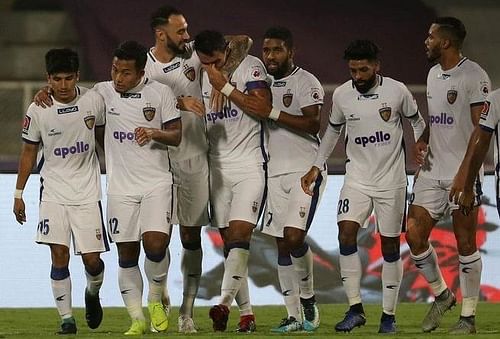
[268, 66, 324, 176]
[202, 55, 269, 168]
[22, 86, 104, 204]
[330, 75, 418, 191]
[421, 58, 490, 180]
[145, 42, 208, 161]
[479, 89, 500, 198]
[93, 78, 180, 195]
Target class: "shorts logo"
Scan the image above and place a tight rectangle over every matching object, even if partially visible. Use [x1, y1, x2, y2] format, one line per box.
[143, 104, 156, 121]
[379, 103, 392, 122]
[299, 207, 306, 218]
[282, 90, 293, 107]
[22, 115, 31, 134]
[183, 64, 195, 81]
[84, 115, 95, 129]
[252, 201, 258, 213]
[447, 89, 457, 104]
[95, 229, 101, 240]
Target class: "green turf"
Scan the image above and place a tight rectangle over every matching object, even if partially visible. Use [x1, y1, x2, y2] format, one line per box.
[0, 303, 499, 338]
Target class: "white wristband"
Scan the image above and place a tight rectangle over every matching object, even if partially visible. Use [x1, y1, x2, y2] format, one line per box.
[220, 82, 235, 97]
[268, 107, 281, 121]
[14, 189, 23, 199]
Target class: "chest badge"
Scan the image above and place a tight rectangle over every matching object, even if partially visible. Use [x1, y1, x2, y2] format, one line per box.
[84, 114, 95, 129]
[183, 64, 196, 81]
[447, 89, 457, 104]
[378, 103, 392, 122]
[282, 89, 293, 107]
[143, 104, 156, 121]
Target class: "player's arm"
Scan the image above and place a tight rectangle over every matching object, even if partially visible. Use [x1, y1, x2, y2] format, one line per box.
[222, 35, 253, 76]
[33, 85, 53, 108]
[273, 104, 322, 135]
[13, 141, 39, 224]
[176, 96, 205, 117]
[95, 126, 105, 153]
[414, 124, 429, 166]
[135, 118, 182, 147]
[449, 125, 493, 214]
[406, 111, 426, 142]
[203, 64, 271, 119]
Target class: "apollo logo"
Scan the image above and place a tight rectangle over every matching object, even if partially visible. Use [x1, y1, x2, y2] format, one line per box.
[429, 113, 454, 126]
[113, 131, 135, 143]
[206, 107, 238, 123]
[354, 131, 390, 147]
[53, 141, 90, 158]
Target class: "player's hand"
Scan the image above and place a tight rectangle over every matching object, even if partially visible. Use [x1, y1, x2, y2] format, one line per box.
[34, 86, 53, 108]
[134, 127, 155, 146]
[414, 141, 428, 166]
[178, 96, 205, 117]
[13, 198, 26, 225]
[301, 167, 320, 196]
[202, 64, 227, 91]
[449, 174, 475, 216]
[210, 88, 225, 113]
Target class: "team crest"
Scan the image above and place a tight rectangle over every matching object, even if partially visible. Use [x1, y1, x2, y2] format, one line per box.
[183, 64, 196, 81]
[282, 90, 293, 107]
[95, 229, 101, 241]
[84, 115, 95, 129]
[378, 106, 392, 122]
[447, 89, 457, 104]
[143, 104, 156, 121]
[299, 207, 306, 218]
[252, 201, 259, 213]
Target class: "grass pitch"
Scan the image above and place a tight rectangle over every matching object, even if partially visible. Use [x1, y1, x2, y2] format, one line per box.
[1, 303, 499, 338]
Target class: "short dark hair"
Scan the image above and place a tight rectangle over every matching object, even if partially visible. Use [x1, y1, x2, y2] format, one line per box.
[343, 40, 380, 61]
[113, 40, 147, 71]
[194, 30, 227, 56]
[263, 26, 294, 49]
[45, 48, 79, 75]
[150, 5, 183, 31]
[433, 17, 466, 49]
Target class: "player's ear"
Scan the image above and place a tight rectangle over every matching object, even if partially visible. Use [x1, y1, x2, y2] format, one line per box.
[76, 71, 80, 82]
[46, 73, 51, 83]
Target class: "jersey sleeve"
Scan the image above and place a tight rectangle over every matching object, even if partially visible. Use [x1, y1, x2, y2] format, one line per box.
[21, 104, 41, 144]
[399, 83, 419, 118]
[329, 89, 345, 126]
[466, 67, 491, 105]
[480, 91, 500, 133]
[298, 73, 324, 109]
[160, 84, 181, 124]
[243, 58, 269, 92]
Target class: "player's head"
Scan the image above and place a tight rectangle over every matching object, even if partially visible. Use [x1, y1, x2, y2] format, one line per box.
[111, 40, 147, 93]
[45, 48, 79, 103]
[151, 5, 189, 55]
[262, 26, 294, 79]
[194, 30, 228, 70]
[343, 39, 380, 94]
[425, 17, 466, 63]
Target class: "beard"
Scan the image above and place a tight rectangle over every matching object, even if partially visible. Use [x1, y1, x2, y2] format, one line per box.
[266, 60, 292, 79]
[426, 48, 441, 63]
[353, 73, 377, 94]
[167, 38, 186, 55]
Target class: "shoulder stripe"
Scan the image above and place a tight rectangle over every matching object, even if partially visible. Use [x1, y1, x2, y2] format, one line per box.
[457, 57, 468, 67]
[148, 51, 157, 63]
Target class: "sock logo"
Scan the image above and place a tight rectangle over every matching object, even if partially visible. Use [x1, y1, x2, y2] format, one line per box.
[301, 274, 310, 282]
[56, 295, 65, 301]
[386, 285, 398, 290]
[232, 275, 243, 281]
[282, 289, 292, 296]
[120, 289, 131, 295]
[462, 267, 472, 273]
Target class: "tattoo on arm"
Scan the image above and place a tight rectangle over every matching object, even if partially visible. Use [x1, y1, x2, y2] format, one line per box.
[222, 35, 253, 75]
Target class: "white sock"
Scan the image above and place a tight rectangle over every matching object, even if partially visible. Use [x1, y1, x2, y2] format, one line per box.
[291, 247, 314, 299]
[221, 248, 249, 306]
[459, 251, 482, 317]
[51, 277, 72, 319]
[235, 267, 253, 316]
[85, 269, 104, 296]
[119, 265, 145, 321]
[180, 248, 202, 317]
[340, 252, 362, 305]
[278, 263, 301, 321]
[145, 255, 169, 303]
[411, 245, 447, 296]
[382, 259, 403, 315]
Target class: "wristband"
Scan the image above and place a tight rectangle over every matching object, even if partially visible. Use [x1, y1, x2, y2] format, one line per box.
[14, 189, 23, 199]
[220, 82, 235, 97]
[268, 107, 281, 121]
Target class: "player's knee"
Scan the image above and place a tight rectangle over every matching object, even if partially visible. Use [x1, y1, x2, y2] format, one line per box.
[50, 246, 70, 266]
[338, 231, 357, 248]
[180, 227, 202, 245]
[456, 237, 477, 256]
[284, 228, 306, 251]
[83, 256, 104, 276]
[405, 226, 424, 251]
[181, 239, 202, 251]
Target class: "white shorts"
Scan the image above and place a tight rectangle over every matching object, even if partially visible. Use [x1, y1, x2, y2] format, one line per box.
[210, 164, 266, 228]
[36, 201, 109, 255]
[107, 182, 174, 243]
[171, 153, 210, 226]
[261, 170, 327, 238]
[410, 175, 482, 220]
[337, 184, 407, 237]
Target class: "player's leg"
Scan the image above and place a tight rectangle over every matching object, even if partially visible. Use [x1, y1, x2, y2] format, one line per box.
[334, 184, 371, 332]
[449, 206, 480, 334]
[71, 202, 108, 330]
[37, 201, 76, 334]
[406, 177, 454, 332]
